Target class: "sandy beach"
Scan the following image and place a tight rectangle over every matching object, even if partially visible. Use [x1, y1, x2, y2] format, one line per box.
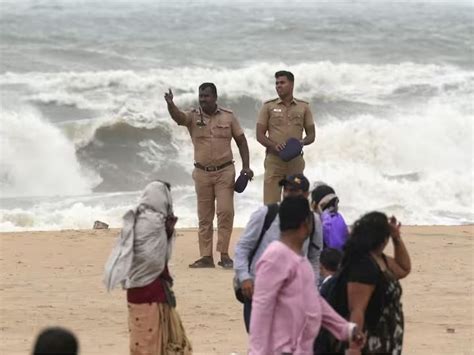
[0, 225, 472, 355]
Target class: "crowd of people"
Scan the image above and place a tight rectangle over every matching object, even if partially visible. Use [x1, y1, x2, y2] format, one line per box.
[31, 71, 412, 355]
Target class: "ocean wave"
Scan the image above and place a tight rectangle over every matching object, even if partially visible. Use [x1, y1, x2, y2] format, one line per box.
[2, 61, 472, 110]
[0, 107, 101, 198]
[1, 61, 472, 227]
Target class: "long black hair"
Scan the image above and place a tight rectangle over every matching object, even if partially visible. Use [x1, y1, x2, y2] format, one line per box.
[342, 211, 390, 266]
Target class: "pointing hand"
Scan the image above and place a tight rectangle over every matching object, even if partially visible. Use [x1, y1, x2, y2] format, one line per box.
[164, 88, 174, 104]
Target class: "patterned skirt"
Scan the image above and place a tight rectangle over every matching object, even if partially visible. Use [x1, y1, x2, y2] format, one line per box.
[128, 302, 192, 355]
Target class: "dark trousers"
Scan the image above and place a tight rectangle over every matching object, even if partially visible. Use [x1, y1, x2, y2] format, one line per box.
[243, 299, 252, 333]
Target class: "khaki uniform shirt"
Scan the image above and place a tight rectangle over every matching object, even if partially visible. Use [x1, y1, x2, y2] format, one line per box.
[257, 98, 314, 145]
[180, 106, 244, 166]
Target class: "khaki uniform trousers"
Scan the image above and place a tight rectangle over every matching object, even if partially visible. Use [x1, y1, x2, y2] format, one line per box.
[263, 154, 305, 204]
[192, 164, 235, 257]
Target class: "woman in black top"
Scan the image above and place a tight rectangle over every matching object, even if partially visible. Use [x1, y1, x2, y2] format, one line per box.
[344, 212, 411, 355]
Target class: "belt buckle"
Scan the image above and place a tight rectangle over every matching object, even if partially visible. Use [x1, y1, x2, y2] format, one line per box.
[205, 166, 217, 172]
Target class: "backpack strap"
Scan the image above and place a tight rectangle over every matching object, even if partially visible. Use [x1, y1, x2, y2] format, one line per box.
[247, 203, 279, 271]
[308, 214, 321, 253]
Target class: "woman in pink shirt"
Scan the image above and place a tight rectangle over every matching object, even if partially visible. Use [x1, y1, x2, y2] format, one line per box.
[249, 196, 364, 354]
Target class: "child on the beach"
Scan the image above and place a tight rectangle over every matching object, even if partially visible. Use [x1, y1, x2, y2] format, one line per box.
[311, 182, 349, 251]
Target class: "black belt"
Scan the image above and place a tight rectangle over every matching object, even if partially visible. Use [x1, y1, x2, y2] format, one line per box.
[194, 161, 233, 172]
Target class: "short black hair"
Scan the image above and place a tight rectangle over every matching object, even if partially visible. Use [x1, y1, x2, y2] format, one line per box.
[199, 82, 217, 96]
[275, 70, 294, 82]
[279, 195, 311, 232]
[33, 327, 78, 355]
[320, 248, 342, 272]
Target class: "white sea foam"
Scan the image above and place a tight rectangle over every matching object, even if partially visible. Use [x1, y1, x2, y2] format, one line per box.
[0, 61, 472, 230]
[0, 187, 198, 232]
[0, 107, 101, 198]
[2, 61, 472, 111]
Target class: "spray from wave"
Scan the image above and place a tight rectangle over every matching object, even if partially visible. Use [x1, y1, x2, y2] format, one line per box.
[0, 107, 101, 198]
[0, 61, 472, 230]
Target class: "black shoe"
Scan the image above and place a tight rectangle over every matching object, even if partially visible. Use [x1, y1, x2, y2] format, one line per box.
[217, 257, 233, 269]
[189, 256, 215, 268]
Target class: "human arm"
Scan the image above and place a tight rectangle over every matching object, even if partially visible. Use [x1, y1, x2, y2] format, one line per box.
[300, 106, 315, 145]
[347, 282, 375, 333]
[164, 89, 189, 126]
[234, 207, 268, 298]
[346, 256, 379, 352]
[320, 297, 364, 348]
[345, 255, 380, 352]
[385, 216, 411, 279]
[234, 133, 254, 179]
[256, 123, 284, 153]
[301, 123, 315, 146]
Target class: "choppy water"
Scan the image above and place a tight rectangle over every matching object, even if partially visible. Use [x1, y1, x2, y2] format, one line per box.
[1, 0, 473, 230]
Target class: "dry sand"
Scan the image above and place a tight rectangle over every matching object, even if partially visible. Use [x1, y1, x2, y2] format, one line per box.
[0, 225, 472, 355]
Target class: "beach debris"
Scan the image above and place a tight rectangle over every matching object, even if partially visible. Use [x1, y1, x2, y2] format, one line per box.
[446, 328, 455, 333]
[93, 220, 109, 229]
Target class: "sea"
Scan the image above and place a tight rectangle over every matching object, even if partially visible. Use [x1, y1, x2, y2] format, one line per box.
[0, 0, 473, 231]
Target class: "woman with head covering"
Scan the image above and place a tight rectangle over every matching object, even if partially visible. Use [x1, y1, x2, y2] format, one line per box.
[331, 212, 411, 354]
[311, 182, 349, 251]
[104, 181, 192, 355]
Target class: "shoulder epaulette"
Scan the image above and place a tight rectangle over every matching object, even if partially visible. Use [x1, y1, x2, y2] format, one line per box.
[294, 98, 309, 104]
[264, 98, 279, 104]
[219, 107, 233, 113]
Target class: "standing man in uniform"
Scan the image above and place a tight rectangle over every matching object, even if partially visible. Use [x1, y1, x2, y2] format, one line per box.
[256, 70, 315, 204]
[164, 83, 254, 269]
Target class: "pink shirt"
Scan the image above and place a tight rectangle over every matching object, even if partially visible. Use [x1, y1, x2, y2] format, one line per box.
[249, 241, 352, 354]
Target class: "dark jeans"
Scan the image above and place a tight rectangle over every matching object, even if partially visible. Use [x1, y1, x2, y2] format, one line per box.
[243, 299, 252, 333]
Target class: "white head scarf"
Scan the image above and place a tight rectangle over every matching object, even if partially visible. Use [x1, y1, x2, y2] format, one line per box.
[103, 181, 175, 291]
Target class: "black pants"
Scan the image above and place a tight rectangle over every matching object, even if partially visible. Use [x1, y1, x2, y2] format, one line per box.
[243, 299, 252, 333]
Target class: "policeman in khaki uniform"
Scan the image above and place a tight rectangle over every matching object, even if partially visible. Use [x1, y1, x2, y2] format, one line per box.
[256, 70, 315, 204]
[165, 83, 253, 269]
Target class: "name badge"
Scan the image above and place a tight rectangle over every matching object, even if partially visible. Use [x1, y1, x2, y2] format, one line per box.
[273, 108, 282, 112]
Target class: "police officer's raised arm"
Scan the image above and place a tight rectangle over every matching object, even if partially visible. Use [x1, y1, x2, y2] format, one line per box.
[164, 88, 189, 126]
